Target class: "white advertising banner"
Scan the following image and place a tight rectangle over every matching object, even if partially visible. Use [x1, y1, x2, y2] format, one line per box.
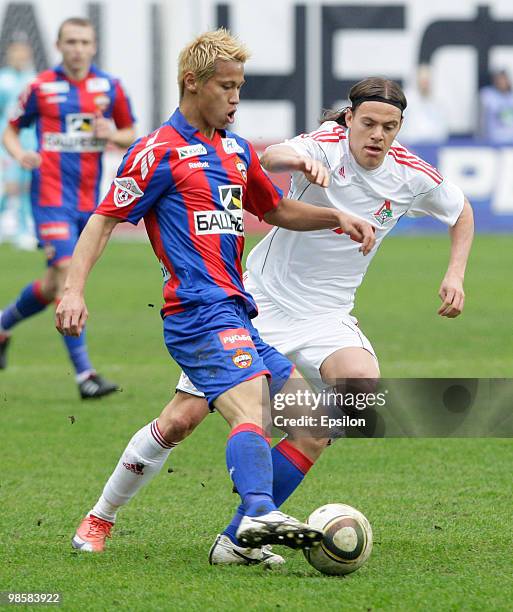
[1, 0, 513, 138]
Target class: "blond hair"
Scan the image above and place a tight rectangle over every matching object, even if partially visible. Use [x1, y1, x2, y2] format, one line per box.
[178, 28, 250, 98]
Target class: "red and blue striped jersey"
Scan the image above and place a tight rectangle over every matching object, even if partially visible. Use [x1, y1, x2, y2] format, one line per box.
[10, 64, 135, 212]
[96, 108, 282, 317]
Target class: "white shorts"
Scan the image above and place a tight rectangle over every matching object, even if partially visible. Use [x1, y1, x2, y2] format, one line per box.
[176, 283, 378, 397]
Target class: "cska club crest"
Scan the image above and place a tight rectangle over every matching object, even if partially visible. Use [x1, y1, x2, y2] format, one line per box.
[373, 200, 393, 226]
[113, 177, 143, 208]
[232, 348, 253, 369]
[94, 94, 110, 112]
[235, 158, 247, 182]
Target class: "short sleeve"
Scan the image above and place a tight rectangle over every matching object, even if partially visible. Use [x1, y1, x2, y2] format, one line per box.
[407, 179, 465, 226]
[9, 81, 38, 130]
[284, 134, 322, 161]
[95, 137, 170, 225]
[284, 121, 347, 163]
[244, 142, 283, 220]
[111, 79, 136, 129]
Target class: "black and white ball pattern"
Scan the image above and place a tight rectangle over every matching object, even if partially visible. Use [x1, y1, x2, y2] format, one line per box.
[304, 503, 373, 575]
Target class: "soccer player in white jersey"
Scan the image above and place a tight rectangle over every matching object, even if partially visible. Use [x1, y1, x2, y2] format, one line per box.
[71, 77, 473, 565]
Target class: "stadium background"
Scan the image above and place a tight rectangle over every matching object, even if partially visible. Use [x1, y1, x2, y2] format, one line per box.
[2, 0, 513, 232]
[1, 2, 512, 610]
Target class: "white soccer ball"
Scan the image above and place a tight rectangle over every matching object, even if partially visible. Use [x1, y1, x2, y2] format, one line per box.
[304, 503, 373, 575]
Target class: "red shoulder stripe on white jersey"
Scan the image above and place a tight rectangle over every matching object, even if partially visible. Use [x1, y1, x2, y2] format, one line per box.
[392, 143, 437, 161]
[304, 124, 347, 142]
[392, 154, 444, 183]
[390, 145, 443, 178]
[391, 146, 443, 181]
[310, 133, 346, 142]
[394, 154, 444, 183]
[332, 125, 347, 136]
[388, 151, 442, 184]
[392, 144, 416, 154]
[305, 127, 326, 138]
[388, 150, 442, 184]
[310, 136, 344, 143]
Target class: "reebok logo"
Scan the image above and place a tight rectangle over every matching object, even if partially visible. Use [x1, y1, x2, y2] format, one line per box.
[129, 130, 170, 180]
[189, 161, 209, 169]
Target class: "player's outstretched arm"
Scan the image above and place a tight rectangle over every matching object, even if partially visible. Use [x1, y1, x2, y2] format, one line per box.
[438, 198, 474, 318]
[2, 123, 41, 169]
[109, 125, 137, 148]
[55, 214, 121, 337]
[94, 116, 136, 148]
[261, 144, 329, 187]
[264, 198, 375, 255]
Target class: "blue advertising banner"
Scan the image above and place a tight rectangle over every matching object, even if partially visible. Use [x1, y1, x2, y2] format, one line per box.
[398, 140, 513, 233]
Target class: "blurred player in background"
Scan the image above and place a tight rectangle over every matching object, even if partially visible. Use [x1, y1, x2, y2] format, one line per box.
[400, 64, 449, 144]
[0, 38, 37, 249]
[0, 17, 136, 398]
[56, 29, 375, 560]
[67, 76, 474, 566]
[479, 68, 513, 143]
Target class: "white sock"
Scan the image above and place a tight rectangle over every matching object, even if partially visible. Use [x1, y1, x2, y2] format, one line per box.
[76, 369, 95, 384]
[90, 419, 177, 523]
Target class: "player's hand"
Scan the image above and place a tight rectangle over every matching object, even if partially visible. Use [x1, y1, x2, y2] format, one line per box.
[94, 116, 115, 140]
[4, 181, 22, 196]
[17, 150, 41, 170]
[336, 213, 376, 255]
[299, 157, 330, 187]
[55, 293, 89, 337]
[438, 273, 465, 318]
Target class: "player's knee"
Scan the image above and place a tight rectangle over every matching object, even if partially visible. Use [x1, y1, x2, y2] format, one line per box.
[157, 393, 207, 442]
[157, 412, 195, 442]
[289, 437, 329, 462]
[53, 260, 71, 290]
[40, 260, 70, 300]
[39, 275, 58, 300]
[334, 372, 379, 395]
[157, 413, 189, 442]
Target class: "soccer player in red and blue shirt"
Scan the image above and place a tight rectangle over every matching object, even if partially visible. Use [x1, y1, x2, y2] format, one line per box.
[56, 29, 375, 554]
[0, 17, 136, 398]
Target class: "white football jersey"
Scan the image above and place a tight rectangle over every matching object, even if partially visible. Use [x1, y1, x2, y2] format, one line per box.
[246, 121, 465, 318]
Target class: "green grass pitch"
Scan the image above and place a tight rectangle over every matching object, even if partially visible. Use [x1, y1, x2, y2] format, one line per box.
[0, 234, 512, 611]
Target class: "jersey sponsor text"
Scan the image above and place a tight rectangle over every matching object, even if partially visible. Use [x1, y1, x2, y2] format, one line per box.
[194, 210, 244, 235]
[177, 143, 207, 159]
[42, 132, 106, 152]
[218, 328, 255, 350]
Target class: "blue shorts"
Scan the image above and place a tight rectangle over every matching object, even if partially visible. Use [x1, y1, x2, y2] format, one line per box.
[31, 206, 92, 267]
[163, 298, 294, 407]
